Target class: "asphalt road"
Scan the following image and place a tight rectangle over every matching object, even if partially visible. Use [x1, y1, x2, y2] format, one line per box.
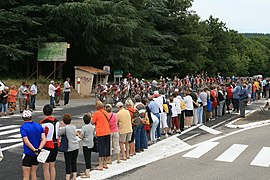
[0, 100, 268, 180]
[111, 124, 270, 180]
[0, 104, 100, 180]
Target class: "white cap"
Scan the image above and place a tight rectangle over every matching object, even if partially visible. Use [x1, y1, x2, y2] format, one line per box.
[22, 110, 32, 119]
[116, 102, 124, 108]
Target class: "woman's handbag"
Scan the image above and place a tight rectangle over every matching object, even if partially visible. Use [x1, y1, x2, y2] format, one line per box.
[91, 136, 99, 153]
[58, 128, 68, 152]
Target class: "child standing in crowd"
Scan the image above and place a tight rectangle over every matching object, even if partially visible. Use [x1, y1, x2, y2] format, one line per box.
[20, 110, 46, 180]
[58, 114, 79, 180]
[8, 85, 17, 115]
[77, 113, 95, 178]
[40, 105, 60, 180]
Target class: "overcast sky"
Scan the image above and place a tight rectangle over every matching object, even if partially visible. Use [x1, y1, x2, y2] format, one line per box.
[191, 0, 270, 33]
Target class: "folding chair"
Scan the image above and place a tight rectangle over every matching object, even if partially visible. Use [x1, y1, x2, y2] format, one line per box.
[259, 102, 269, 115]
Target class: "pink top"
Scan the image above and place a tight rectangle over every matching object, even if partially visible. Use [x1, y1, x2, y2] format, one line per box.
[108, 112, 118, 133]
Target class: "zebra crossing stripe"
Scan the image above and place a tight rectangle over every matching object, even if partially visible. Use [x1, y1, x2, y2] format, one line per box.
[0, 139, 22, 144]
[0, 128, 20, 136]
[182, 141, 219, 158]
[215, 144, 248, 162]
[0, 125, 20, 131]
[250, 147, 270, 167]
[199, 125, 222, 135]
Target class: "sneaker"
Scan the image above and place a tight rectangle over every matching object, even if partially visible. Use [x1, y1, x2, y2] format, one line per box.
[157, 137, 161, 141]
[165, 134, 169, 138]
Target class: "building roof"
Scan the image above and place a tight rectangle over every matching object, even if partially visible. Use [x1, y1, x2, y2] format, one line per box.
[74, 66, 110, 75]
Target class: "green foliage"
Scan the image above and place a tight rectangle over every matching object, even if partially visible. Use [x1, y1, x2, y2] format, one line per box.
[1, 0, 270, 79]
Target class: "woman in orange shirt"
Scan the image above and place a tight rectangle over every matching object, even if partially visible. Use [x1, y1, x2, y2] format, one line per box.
[91, 101, 111, 170]
[8, 85, 17, 115]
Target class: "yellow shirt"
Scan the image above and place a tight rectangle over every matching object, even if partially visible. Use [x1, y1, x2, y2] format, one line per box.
[117, 108, 133, 134]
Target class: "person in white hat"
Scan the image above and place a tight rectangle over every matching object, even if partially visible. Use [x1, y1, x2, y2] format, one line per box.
[20, 110, 46, 180]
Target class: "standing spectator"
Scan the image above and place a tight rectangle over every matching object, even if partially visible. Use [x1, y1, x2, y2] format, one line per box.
[217, 87, 225, 117]
[134, 95, 147, 152]
[25, 85, 31, 111]
[210, 86, 218, 120]
[18, 82, 28, 113]
[48, 81, 56, 108]
[197, 97, 203, 125]
[169, 96, 179, 133]
[20, 110, 46, 180]
[226, 84, 233, 113]
[91, 101, 110, 170]
[125, 99, 137, 157]
[252, 81, 257, 102]
[64, 78, 71, 105]
[30, 82, 37, 111]
[189, 88, 198, 126]
[232, 82, 241, 113]
[148, 94, 160, 139]
[184, 91, 194, 128]
[58, 114, 79, 180]
[0, 87, 9, 116]
[153, 91, 169, 138]
[199, 88, 207, 123]
[116, 102, 133, 160]
[172, 92, 181, 132]
[77, 113, 95, 178]
[8, 85, 17, 115]
[40, 105, 60, 180]
[55, 82, 61, 106]
[239, 84, 249, 118]
[105, 104, 121, 164]
[247, 81, 252, 103]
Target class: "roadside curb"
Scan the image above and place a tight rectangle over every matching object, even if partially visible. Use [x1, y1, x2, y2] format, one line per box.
[225, 110, 270, 129]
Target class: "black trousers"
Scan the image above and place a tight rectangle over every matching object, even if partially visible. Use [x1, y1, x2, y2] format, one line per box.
[83, 146, 92, 169]
[64, 92, 70, 105]
[233, 98, 239, 111]
[179, 111, 185, 131]
[64, 149, 78, 174]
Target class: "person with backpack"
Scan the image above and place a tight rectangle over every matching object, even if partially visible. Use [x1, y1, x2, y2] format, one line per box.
[40, 104, 60, 180]
[125, 99, 139, 156]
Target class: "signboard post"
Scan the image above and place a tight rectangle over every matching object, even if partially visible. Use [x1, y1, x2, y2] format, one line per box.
[114, 70, 123, 82]
[37, 42, 69, 80]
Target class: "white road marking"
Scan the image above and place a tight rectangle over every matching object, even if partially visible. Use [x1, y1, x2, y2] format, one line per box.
[9, 134, 21, 138]
[1, 142, 23, 151]
[215, 144, 248, 162]
[0, 125, 20, 131]
[199, 125, 222, 135]
[182, 141, 219, 158]
[0, 116, 11, 119]
[0, 128, 20, 136]
[0, 139, 22, 144]
[250, 147, 270, 167]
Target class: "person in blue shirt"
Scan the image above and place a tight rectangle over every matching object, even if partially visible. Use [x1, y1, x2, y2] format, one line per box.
[232, 82, 241, 112]
[239, 84, 249, 118]
[20, 110, 46, 180]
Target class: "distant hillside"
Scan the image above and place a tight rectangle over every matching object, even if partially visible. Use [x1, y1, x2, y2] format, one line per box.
[242, 33, 270, 38]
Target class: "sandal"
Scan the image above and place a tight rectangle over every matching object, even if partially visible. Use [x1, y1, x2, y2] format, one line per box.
[94, 167, 103, 171]
[80, 174, 90, 178]
[117, 160, 121, 164]
[103, 165, 108, 169]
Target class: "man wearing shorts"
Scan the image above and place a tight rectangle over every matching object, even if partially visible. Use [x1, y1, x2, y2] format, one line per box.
[20, 110, 46, 180]
[40, 104, 60, 180]
[116, 102, 133, 160]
